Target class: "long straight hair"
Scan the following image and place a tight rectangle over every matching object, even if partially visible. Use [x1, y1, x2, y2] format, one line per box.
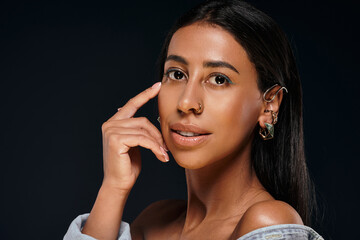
[157, 0, 315, 225]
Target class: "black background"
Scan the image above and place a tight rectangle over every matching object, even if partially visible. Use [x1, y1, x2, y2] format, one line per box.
[1, 0, 359, 239]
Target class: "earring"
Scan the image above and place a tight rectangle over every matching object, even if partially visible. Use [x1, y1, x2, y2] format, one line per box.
[263, 84, 288, 103]
[157, 116, 160, 123]
[259, 122, 274, 140]
[259, 110, 278, 140]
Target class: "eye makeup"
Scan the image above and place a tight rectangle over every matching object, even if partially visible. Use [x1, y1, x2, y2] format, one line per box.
[208, 72, 235, 85]
[164, 67, 235, 88]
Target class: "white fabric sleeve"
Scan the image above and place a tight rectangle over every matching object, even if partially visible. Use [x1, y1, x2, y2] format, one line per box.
[63, 213, 132, 240]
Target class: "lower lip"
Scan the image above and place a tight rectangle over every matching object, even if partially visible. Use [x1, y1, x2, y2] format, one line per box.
[170, 131, 211, 148]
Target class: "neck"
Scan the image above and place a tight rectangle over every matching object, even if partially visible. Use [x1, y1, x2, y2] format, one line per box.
[183, 143, 271, 230]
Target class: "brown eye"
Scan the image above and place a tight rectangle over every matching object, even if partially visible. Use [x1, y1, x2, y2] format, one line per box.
[167, 69, 187, 80]
[173, 71, 184, 79]
[208, 74, 233, 85]
[215, 76, 226, 84]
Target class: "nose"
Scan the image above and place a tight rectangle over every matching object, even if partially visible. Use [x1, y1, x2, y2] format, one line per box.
[177, 81, 203, 115]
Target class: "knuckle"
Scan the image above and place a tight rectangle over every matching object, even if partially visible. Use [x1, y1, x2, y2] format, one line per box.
[127, 97, 136, 106]
[138, 117, 148, 123]
[108, 134, 120, 145]
[101, 121, 109, 132]
[140, 128, 150, 136]
[103, 128, 113, 138]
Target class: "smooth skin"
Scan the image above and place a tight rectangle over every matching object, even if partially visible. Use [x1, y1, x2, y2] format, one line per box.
[82, 82, 168, 240]
[82, 23, 302, 240]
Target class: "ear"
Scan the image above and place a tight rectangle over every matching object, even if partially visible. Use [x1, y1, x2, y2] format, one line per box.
[258, 85, 284, 128]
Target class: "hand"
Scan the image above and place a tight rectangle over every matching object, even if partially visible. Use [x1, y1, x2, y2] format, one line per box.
[100, 82, 168, 193]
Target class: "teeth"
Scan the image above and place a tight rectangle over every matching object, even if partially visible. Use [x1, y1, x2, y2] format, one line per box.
[176, 131, 201, 137]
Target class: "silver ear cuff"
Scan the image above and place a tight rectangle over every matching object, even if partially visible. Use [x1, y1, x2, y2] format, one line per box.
[263, 84, 288, 103]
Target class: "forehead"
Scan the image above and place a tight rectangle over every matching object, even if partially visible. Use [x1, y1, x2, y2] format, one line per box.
[167, 23, 250, 66]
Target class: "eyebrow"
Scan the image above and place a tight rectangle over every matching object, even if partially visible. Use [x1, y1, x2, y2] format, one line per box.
[166, 55, 188, 65]
[203, 61, 239, 74]
[165, 54, 239, 74]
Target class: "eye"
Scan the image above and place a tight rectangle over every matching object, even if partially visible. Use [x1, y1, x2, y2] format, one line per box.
[208, 74, 233, 86]
[165, 69, 187, 81]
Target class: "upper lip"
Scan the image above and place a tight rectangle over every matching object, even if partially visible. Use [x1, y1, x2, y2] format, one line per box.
[170, 123, 211, 135]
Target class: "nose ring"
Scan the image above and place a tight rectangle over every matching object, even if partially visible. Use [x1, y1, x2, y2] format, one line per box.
[195, 103, 202, 114]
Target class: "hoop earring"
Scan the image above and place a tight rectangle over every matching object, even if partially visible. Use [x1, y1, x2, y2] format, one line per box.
[157, 116, 160, 123]
[259, 110, 278, 140]
[263, 84, 288, 103]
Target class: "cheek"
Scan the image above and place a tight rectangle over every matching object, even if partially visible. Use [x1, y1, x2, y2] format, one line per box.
[234, 95, 261, 128]
[211, 90, 261, 142]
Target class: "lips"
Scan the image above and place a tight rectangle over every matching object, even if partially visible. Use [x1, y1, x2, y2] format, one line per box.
[169, 123, 211, 148]
[170, 123, 211, 135]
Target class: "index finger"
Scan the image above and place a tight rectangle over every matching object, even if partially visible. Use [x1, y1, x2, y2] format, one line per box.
[109, 82, 162, 120]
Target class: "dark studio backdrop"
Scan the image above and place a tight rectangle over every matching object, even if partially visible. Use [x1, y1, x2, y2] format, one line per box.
[1, 0, 359, 239]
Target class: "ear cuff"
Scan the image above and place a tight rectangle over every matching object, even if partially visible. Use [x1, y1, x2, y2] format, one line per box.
[263, 84, 288, 103]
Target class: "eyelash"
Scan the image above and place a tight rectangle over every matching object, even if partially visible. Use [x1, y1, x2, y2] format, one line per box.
[164, 68, 188, 81]
[164, 68, 234, 86]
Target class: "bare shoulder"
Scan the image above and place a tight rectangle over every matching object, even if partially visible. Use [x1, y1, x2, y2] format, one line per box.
[234, 200, 303, 238]
[130, 199, 186, 239]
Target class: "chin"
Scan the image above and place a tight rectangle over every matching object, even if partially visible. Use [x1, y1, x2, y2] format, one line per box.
[174, 159, 202, 170]
[170, 150, 202, 169]
[170, 150, 216, 170]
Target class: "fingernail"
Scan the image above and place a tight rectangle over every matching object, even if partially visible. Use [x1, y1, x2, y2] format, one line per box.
[160, 146, 169, 162]
[151, 82, 161, 89]
[117, 107, 122, 111]
[163, 142, 168, 151]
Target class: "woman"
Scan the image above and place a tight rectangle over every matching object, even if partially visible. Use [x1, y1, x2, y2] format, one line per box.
[65, 0, 323, 239]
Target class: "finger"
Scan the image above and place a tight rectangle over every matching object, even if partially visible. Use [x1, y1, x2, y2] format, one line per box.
[105, 127, 160, 149]
[105, 117, 166, 149]
[109, 82, 161, 121]
[112, 134, 169, 162]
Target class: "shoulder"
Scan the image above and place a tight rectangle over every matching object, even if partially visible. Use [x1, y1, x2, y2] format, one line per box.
[130, 199, 186, 239]
[234, 200, 303, 238]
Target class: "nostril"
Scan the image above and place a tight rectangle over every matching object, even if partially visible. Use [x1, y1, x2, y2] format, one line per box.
[177, 106, 200, 115]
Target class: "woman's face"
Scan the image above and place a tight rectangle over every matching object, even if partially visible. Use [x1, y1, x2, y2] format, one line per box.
[158, 23, 263, 169]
